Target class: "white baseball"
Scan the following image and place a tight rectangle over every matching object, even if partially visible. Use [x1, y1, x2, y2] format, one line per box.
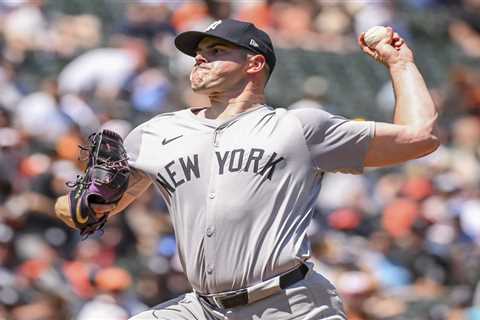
[363, 26, 390, 48]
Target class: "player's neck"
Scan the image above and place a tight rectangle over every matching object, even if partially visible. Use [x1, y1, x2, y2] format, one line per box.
[204, 84, 265, 121]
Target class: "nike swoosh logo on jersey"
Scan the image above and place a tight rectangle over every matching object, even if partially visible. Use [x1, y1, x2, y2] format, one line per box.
[162, 135, 183, 145]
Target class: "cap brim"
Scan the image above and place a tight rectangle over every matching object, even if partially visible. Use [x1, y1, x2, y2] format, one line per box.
[175, 31, 208, 57]
[174, 30, 275, 74]
[174, 31, 249, 57]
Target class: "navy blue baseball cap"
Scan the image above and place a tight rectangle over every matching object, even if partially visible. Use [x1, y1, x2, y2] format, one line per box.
[175, 19, 276, 74]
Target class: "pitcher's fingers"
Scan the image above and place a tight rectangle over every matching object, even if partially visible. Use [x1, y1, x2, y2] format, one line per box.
[358, 32, 369, 49]
[360, 41, 377, 56]
[393, 38, 404, 48]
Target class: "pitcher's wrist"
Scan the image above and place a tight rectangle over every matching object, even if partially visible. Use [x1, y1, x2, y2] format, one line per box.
[388, 60, 415, 73]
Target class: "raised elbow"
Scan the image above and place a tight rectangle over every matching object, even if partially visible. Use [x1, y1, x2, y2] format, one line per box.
[423, 134, 440, 155]
[431, 133, 441, 150]
[413, 129, 440, 159]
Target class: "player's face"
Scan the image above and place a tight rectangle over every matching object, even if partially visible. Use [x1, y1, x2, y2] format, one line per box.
[190, 37, 249, 94]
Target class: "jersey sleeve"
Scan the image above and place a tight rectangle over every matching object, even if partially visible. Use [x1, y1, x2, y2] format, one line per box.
[123, 124, 153, 198]
[124, 124, 144, 167]
[290, 108, 374, 174]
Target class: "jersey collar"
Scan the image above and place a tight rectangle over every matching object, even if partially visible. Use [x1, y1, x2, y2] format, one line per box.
[182, 105, 269, 128]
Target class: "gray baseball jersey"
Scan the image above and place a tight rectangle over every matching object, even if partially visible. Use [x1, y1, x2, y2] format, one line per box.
[123, 105, 374, 295]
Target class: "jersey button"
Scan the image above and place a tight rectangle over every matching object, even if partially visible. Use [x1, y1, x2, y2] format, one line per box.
[207, 265, 214, 274]
[208, 192, 215, 199]
[206, 226, 215, 237]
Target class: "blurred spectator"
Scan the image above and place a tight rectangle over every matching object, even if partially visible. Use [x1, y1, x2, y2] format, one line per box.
[270, 1, 321, 50]
[314, 4, 357, 53]
[9, 290, 70, 320]
[205, 0, 232, 21]
[289, 76, 329, 110]
[77, 266, 146, 320]
[444, 66, 480, 117]
[121, 67, 172, 119]
[120, 2, 175, 41]
[237, 1, 272, 30]
[2, 0, 48, 64]
[51, 14, 102, 59]
[63, 239, 104, 300]
[171, 2, 208, 32]
[58, 43, 141, 99]
[15, 78, 72, 146]
[448, 0, 480, 58]
[316, 173, 371, 212]
[448, 116, 480, 188]
[0, 61, 24, 111]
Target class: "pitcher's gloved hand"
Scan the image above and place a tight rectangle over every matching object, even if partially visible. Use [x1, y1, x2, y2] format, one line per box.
[58, 129, 130, 238]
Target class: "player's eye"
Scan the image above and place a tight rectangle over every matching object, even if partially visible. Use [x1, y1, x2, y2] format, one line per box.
[211, 47, 225, 54]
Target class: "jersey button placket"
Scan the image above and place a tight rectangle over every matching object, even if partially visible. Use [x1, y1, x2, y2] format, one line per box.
[206, 226, 215, 237]
[204, 127, 222, 288]
[213, 129, 222, 148]
[205, 184, 216, 281]
[207, 265, 214, 275]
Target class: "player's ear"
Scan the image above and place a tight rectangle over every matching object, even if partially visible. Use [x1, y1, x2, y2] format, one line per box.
[245, 54, 266, 75]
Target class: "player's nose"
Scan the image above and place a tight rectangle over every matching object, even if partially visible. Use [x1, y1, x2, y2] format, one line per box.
[194, 52, 208, 66]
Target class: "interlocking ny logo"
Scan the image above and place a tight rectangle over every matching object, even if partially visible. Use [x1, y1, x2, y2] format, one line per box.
[205, 20, 222, 32]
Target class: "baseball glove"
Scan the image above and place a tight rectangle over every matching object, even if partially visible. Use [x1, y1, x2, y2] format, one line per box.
[66, 129, 130, 238]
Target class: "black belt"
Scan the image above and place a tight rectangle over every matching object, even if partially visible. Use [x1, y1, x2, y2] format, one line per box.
[197, 263, 309, 309]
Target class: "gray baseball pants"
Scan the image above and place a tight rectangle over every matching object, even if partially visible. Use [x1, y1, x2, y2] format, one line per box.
[129, 264, 347, 320]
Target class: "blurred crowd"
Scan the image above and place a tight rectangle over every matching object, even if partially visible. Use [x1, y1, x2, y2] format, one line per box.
[0, 0, 479, 319]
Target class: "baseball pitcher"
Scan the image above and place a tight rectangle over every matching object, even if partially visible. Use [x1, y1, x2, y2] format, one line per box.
[55, 19, 439, 320]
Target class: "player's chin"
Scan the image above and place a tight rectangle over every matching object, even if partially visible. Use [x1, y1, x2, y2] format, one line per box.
[191, 84, 214, 95]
